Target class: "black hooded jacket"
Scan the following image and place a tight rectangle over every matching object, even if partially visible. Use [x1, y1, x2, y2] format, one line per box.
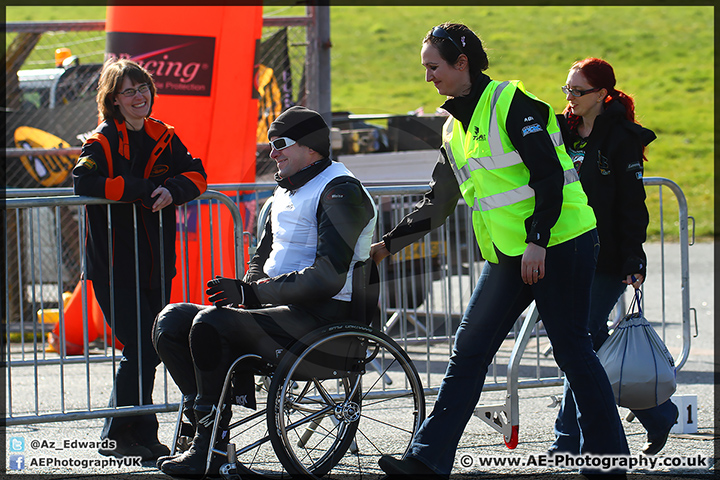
[557, 99, 655, 278]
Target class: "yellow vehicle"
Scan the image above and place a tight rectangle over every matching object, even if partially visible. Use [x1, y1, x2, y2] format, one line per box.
[8, 61, 101, 188]
[14, 126, 77, 187]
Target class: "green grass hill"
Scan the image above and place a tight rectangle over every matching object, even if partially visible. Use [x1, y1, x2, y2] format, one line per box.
[7, 5, 714, 239]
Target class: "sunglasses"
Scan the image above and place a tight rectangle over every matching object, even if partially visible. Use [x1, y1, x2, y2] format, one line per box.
[561, 85, 601, 98]
[270, 137, 297, 151]
[118, 83, 150, 98]
[431, 26, 464, 53]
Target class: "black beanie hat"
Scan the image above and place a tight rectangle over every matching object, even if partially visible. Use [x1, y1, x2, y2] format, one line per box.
[267, 106, 331, 158]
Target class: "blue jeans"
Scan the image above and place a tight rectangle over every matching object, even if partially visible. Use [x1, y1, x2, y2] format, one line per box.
[407, 230, 629, 475]
[553, 271, 679, 453]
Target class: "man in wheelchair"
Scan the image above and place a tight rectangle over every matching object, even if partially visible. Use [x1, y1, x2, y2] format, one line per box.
[152, 106, 378, 478]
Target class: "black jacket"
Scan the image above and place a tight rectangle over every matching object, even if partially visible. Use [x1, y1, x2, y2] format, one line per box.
[557, 100, 654, 278]
[73, 118, 207, 288]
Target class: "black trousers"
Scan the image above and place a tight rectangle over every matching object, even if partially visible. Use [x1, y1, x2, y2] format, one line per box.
[94, 281, 170, 442]
[152, 300, 352, 408]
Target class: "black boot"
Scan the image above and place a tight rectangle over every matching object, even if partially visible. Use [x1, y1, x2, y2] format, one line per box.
[98, 428, 153, 460]
[156, 400, 197, 469]
[160, 405, 231, 479]
[132, 418, 170, 462]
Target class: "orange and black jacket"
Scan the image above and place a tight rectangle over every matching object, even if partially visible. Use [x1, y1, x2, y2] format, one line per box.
[73, 117, 207, 288]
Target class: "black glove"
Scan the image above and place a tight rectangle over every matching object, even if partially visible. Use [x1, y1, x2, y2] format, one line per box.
[206, 277, 261, 308]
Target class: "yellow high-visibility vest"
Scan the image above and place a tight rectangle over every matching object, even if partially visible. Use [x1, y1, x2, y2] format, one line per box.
[444, 80, 596, 263]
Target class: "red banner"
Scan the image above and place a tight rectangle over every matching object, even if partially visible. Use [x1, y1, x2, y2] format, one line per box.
[106, 6, 263, 304]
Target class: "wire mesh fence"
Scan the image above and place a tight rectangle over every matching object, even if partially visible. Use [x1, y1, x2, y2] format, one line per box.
[6, 25, 105, 188]
[6, 15, 312, 187]
[5, 13, 313, 324]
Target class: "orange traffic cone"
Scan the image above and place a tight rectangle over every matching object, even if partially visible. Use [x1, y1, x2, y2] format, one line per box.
[48, 281, 98, 355]
[91, 291, 124, 351]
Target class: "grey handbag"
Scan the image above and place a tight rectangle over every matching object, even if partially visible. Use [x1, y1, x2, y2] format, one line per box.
[596, 289, 677, 410]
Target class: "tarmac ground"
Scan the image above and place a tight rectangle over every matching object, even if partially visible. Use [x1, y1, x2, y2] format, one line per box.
[3, 242, 715, 479]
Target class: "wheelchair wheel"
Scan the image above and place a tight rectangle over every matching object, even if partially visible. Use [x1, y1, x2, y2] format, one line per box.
[267, 323, 426, 478]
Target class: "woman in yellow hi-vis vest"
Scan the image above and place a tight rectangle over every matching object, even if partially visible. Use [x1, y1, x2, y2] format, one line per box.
[371, 23, 629, 478]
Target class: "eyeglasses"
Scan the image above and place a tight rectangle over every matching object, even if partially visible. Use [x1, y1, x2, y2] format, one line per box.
[431, 26, 464, 53]
[118, 83, 150, 98]
[270, 137, 296, 151]
[561, 85, 601, 97]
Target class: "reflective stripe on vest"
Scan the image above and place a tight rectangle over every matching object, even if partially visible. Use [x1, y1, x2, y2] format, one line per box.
[474, 167, 579, 212]
[443, 79, 595, 260]
[450, 81, 579, 212]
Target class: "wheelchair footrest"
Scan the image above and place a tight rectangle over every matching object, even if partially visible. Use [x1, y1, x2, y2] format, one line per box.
[219, 462, 242, 480]
[219, 444, 239, 480]
[175, 422, 195, 453]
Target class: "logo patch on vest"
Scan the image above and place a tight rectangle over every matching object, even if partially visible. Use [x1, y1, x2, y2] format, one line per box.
[472, 126, 486, 142]
[521, 123, 543, 137]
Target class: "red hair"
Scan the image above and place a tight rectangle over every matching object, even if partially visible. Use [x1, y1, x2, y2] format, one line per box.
[564, 57, 637, 122]
[564, 57, 648, 160]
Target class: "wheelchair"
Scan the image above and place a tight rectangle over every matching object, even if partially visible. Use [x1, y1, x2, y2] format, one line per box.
[168, 259, 426, 479]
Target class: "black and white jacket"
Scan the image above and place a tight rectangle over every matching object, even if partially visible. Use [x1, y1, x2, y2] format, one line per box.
[245, 158, 377, 306]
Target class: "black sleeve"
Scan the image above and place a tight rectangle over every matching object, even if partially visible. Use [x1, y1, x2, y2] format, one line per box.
[505, 90, 565, 248]
[243, 202, 273, 283]
[73, 139, 156, 207]
[382, 149, 461, 254]
[73, 140, 114, 197]
[610, 130, 649, 277]
[162, 134, 208, 205]
[253, 178, 375, 305]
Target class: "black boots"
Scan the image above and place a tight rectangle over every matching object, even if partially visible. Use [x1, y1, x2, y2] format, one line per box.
[156, 399, 197, 469]
[160, 405, 231, 478]
[98, 428, 153, 460]
[378, 455, 445, 479]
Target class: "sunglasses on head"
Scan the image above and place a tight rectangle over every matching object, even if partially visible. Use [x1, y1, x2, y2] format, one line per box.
[270, 137, 297, 151]
[431, 26, 464, 53]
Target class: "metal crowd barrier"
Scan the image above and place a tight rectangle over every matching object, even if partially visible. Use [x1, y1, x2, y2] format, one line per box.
[4, 178, 694, 450]
[4, 190, 244, 426]
[471, 176, 694, 447]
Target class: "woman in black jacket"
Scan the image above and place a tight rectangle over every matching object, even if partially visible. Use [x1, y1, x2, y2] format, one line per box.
[73, 59, 207, 460]
[552, 57, 678, 456]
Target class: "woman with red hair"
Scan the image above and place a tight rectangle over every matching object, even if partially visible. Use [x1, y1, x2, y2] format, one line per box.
[552, 57, 678, 456]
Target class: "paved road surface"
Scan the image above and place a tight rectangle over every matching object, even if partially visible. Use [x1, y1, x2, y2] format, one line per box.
[4, 242, 714, 478]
